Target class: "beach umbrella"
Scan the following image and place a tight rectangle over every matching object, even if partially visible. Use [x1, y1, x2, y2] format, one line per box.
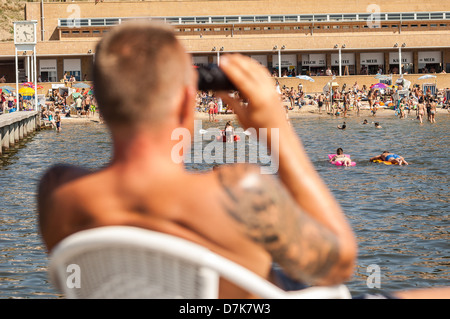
[0, 85, 15, 91]
[296, 75, 315, 82]
[87, 90, 94, 95]
[72, 82, 91, 89]
[370, 83, 388, 90]
[418, 74, 437, 80]
[0, 88, 11, 94]
[19, 87, 35, 96]
[71, 92, 82, 99]
[22, 82, 43, 90]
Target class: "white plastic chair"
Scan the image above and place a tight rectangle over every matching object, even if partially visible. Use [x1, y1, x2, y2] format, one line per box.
[48, 226, 351, 299]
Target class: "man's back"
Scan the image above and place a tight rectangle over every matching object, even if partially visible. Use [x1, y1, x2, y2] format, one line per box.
[39, 163, 288, 298]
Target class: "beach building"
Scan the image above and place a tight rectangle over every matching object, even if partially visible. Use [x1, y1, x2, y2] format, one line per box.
[0, 0, 449, 92]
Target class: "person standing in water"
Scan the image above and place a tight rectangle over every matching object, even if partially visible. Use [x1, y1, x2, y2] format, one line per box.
[224, 120, 234, 143]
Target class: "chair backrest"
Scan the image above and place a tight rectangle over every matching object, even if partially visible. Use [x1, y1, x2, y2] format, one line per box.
[48, 226, 351, 299]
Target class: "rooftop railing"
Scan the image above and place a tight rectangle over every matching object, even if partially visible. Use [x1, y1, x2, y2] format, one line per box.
[58, 12, 450, 27]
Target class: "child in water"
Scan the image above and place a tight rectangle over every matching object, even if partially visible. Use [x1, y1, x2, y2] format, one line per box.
[330, 148, 352, 167]
[224, 121, 234, 143]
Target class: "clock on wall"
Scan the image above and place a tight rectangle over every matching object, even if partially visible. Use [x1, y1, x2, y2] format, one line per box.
[14, 21, 36, 45]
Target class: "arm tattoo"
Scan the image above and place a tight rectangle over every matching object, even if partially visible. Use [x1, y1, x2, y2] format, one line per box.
[216, 164, 340, 284]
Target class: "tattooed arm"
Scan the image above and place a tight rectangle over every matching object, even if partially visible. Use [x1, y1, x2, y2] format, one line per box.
[217, 164, 347, 285]
[218, 54, 357, 285]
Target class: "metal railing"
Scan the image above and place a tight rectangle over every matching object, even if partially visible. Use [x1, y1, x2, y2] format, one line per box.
[58, 11, 450, 27]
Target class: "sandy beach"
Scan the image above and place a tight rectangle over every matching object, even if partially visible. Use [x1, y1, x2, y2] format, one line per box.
[59, 103, 449, 124]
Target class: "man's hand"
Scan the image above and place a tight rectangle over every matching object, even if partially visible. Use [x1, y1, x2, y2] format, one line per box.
[217, 54, 287, 131]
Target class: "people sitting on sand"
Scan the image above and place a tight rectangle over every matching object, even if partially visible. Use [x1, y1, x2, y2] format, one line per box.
[370, 151, 409, 165]
[330, 148, 352, 167]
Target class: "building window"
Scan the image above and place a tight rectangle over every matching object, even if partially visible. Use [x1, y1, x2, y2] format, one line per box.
[430, 13, 444, 19]
[271, 16, 284, 22]
[402, 13, 415, 20]
[196, 17, 209, 24]
[225, 17, 239, 23]
[416, 13, 430, 20]
[255, 16, 268, 23]
[211, 16, 224, 23]
[241, 16, 255, 23]
[314, 15, 327, 21]
[181, 17, 195, 24]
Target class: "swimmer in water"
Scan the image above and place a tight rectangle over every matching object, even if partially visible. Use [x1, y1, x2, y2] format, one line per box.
[370, 151, 409, 165]
[374, 122, 382, 129]
[330, 148, 352, 167]
[362, 119, 368, 125]
[337, 122, 346, 130]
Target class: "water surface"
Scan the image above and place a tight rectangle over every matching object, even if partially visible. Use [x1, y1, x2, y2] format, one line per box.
[0, 114, 448, 298]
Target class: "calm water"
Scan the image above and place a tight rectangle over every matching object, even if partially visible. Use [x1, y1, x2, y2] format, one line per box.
[0, 114, 448, 298]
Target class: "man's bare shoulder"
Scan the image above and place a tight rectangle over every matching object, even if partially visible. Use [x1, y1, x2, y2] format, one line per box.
[212, 163, 279, 195]
[37, 164, 95, 248]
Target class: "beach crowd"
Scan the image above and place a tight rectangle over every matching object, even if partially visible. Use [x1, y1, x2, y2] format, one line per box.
[195, 79, 449, 124]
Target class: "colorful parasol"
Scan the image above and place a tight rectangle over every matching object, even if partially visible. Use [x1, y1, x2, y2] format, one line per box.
[19, 87, 35, 96]
[370, 83, 388, 90]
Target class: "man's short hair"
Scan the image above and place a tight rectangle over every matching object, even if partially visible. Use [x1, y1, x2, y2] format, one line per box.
[93, 21, 190, 129]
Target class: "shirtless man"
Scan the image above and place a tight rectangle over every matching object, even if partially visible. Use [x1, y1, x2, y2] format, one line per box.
[37, 22, 357, 299]
[370, 151, 409, 166]
[429, 99, 437, 124]
[37, 22, 448, 299]
[208, 99, 215, 122]
[318, 93, 324, 114]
